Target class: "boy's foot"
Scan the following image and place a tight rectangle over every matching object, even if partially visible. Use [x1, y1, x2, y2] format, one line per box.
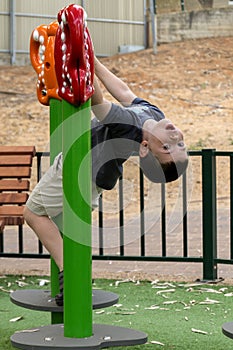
[54, 272, 94, 306]
[55, 292, 63, 306]
[55, 270, 63, 306]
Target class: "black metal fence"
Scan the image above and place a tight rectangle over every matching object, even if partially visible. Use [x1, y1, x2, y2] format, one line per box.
[0, 149, 232, 281]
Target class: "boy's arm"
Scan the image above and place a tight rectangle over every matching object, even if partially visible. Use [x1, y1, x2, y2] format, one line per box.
[91, 75, 112, 122]
[94, 56, 137, 106]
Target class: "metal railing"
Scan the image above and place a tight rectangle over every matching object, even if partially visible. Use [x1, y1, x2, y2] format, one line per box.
[0, 149, 232, 281]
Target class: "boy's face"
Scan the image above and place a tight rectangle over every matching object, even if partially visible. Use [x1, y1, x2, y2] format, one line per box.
[149, 119, 187, 164]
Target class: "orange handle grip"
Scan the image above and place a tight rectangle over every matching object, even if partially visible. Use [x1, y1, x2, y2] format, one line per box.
[30, 21, 61, 105]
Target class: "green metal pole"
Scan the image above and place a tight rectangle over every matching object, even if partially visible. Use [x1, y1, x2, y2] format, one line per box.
[49, 98, 63, 325]
[202, 148, 217, 280]
[62, 99, 92, 338]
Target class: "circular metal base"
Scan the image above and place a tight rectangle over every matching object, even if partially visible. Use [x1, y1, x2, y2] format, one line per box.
[11, 323, 147, 349]
[222, 322, 233, 339]
[10, 290, 119, 312]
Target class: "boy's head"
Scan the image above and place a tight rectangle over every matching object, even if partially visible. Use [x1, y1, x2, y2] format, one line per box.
[140, 119, 188, 183]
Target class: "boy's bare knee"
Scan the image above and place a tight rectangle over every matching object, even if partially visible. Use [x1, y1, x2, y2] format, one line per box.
[23, 206, 37, 224]
[23, 206, 30, 222]
[23, 206, 29, 218]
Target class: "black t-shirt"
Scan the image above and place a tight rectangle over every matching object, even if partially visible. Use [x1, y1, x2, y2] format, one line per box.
[91, 98, 165, 190]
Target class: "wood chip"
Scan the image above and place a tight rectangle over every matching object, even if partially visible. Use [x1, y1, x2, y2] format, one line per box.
[113, 304, 123, 308]
[150, 340, 165, 346]
[163, 300, 177, 305]
[198, 288, 222, 294]
[145, 305, 160, 310]
[95, 310, 105, 314]
[199, 298, 221, 305]
[0, 286, 13, 293]
[16, 280, 28, 287]
[37, 279, 50, 286]
[10, 316, 23, 322]
[115, 311, 136, 315]
[15, 329, 39, 333]
[191, 328, 208, 335]
[156, 289, 175, 294]
[115, 279, 131, 286]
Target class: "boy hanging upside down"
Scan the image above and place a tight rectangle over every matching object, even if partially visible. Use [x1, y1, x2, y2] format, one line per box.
[24, 56, 188, 306]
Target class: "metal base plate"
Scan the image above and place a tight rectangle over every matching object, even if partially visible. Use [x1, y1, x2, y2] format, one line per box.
[11, 323, 147, 349]
[222, 322, 233, 339]
[10, 290, 119, 312]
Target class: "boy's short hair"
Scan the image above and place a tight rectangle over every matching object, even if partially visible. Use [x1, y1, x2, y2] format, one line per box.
[140, 151, 188, 183]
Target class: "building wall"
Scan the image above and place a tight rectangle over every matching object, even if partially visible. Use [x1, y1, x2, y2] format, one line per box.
[157, 7, 233, 43]
[156, 0, 181, 13]
[155, 0, 229, 13]
[212, 0, 229, 7]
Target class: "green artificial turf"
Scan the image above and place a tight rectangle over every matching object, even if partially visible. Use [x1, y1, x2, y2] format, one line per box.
[1, 275, 233, 349]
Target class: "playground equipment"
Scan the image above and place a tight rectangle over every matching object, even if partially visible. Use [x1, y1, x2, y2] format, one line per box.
[10, 4, 147, 349]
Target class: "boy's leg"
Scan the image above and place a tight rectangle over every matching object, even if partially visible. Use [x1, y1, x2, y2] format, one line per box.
[24, 152, 64, 271]
[23, 208, 63, 271]
[24, 152, 103, 305]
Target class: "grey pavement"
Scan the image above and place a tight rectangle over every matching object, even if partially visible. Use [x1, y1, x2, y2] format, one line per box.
[0, 208, 232, 282]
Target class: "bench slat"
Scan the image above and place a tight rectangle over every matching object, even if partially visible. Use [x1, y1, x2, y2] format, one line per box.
[0, 167, 31, 178]
[0, 179, 30, 191]
[0, 146, 36, 233]
[0, 155, 33, 166]
[0, 193, 28, 204]
[0, 146, 36, 156]
[0, 206, 25, 216]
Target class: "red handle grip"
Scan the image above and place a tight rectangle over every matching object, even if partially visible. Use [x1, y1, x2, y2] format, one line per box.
[54, 4, 94, 106]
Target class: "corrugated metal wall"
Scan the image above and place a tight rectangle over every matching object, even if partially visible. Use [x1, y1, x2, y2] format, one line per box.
[86, 0, 145, 57]
[0, 0, 145, 65]
[0, 0, 10, 51]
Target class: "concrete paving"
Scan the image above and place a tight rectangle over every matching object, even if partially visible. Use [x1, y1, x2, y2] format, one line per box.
[0, 208, 232, 282]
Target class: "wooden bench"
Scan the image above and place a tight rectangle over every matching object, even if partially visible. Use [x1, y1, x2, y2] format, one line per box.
[0, 146, 36, 253]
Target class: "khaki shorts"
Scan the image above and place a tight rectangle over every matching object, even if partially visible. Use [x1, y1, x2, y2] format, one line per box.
[26, 152, 102, 218]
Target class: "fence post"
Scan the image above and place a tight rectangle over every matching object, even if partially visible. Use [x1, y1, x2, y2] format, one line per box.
[9, 0, 16, 65]
[202, 148, 217, 280]
[230, 154, 233, 259]
[181, 0, 185, 11]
